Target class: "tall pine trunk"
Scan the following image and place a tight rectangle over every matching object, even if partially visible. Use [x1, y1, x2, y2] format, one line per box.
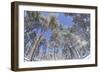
[28, 34, 43, 61]
[29, 26, 49, 61]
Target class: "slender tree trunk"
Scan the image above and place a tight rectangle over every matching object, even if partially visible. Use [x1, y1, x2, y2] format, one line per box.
[28, 34, 43, 61]
[69, 42, 80, 59]
[29, 25, 50, 61]
[54, 48, 55, 60]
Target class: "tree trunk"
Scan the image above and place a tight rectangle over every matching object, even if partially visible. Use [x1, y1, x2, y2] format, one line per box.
[28, 34, 43, 61]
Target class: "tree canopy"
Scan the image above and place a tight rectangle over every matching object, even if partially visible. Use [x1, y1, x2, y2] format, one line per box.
[24, 11, 90, 61]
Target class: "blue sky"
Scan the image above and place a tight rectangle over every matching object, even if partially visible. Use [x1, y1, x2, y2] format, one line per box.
[42, 12, 73, 27]
[57, 13, 73, 27]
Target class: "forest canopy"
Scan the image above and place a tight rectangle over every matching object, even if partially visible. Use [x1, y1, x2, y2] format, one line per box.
[24, 11, 90, 61]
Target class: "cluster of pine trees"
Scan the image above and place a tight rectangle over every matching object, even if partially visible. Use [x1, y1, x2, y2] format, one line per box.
[24, 11, 90, 61]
